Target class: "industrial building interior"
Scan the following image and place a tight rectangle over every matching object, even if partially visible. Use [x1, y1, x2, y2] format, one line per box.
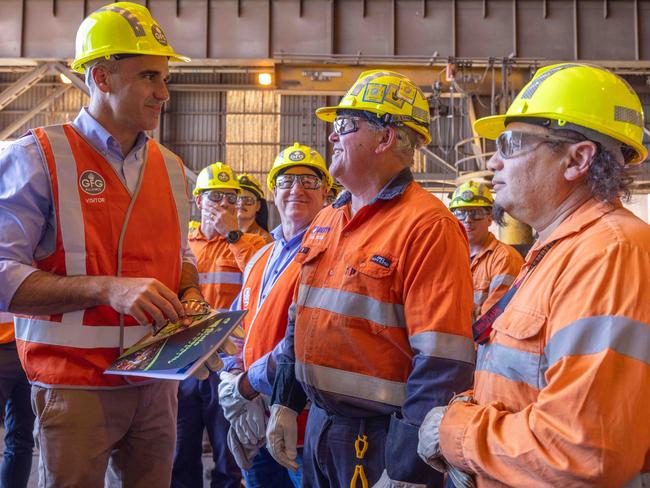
[2, 0, 650, 239]
[1, 1, 650, 486]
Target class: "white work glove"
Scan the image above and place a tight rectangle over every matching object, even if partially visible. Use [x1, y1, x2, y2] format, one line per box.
[418, 404, 476, 488]
[227, 425, 264, 470]
[218, 371, 267, 444]
[266, 404, 299, 471]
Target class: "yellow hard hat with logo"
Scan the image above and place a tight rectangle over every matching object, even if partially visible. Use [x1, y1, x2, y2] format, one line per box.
[449, 181, 494, 209]
[72, 1, 190, 73]
[315, 70, 432, 145]
[193, 162, 241, 196]
[267, 142, 333, 191]
[238, 173, 265, 200]
[474, 63, 647, 164]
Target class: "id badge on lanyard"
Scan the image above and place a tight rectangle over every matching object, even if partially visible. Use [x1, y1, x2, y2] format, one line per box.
[472, 240, 557, 344]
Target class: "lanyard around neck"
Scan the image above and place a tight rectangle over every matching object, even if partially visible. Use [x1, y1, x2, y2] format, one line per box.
[472, 240, 556, 344]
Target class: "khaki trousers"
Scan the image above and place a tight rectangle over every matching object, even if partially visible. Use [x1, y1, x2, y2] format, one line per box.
[31, 381, 178, 488]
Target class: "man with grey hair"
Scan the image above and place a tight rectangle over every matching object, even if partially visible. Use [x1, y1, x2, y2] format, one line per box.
[0, 3, 209, 486]
[266, 70, 476, 488]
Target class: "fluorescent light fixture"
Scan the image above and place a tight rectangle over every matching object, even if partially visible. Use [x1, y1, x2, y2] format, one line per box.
[59, 73, 72, 84]
[258, 72, 273, 86]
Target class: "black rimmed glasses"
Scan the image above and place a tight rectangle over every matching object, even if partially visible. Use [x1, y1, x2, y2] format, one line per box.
[203, 190, 238, 204]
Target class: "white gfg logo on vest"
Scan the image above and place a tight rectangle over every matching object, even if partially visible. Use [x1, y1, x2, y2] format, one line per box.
[242, 288, 251, 308]
[79, 170, 106, 196]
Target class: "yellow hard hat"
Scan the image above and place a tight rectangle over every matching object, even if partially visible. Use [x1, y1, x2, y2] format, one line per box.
[449, 181, 494, 209]
[237, 173, 265, 200]
[315, 70, 432, 145]
[193, 162, 241, 196]
[72, 2, 190, 73]
[267, 142, 333, 191]
[474, 63, 647, 164]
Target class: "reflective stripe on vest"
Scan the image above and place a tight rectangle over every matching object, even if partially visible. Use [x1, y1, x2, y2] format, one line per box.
[296, 359, 407, 407]
[198, 271, 243, 285]
[296, 284, 406, 328]
[15, 125, 187, 388]
[409, 331, 476, 364]
[489, 274, 516, 291]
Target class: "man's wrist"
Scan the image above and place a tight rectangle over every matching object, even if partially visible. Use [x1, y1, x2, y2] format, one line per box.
[179, 284, 202, 300]
[237, 372, 258, 400]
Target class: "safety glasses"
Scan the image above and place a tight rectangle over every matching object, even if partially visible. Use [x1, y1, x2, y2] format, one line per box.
[496, 130, 583, 159]
[275, 174, 323, 190]
[452, 208, 490, 222]
[236, 195, 257, 207]
[203, 190, 238, 204]
[333, 116, 365, 136]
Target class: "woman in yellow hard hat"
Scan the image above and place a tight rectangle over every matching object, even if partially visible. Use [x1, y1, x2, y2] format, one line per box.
[237, 173, 273, 244]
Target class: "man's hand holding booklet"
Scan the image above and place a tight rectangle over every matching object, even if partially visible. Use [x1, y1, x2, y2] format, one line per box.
[105, 309, 247, 380]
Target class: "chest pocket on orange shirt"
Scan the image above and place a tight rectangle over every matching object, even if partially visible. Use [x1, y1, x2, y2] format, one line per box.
[483, 306, 546, 389]
[343, 250, 399, 299]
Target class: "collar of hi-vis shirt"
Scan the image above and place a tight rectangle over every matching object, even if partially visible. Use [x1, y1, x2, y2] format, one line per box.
[527, 198, 622, 261]
[332, 167, 414, 210]
[72, 108, 149, 194]
[471, 232, 498, 263]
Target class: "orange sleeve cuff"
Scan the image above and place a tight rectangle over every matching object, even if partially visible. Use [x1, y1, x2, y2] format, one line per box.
[439, 401, 480, 473]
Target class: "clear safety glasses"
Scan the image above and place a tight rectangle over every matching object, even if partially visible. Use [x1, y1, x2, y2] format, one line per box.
[495, 130, 583, 159]
[333, 116, 365, 136]
[452, 208, 490, 222]
[236, 195, 257, 207]
[203, 190, 238, 204]
[275, 174, 323, 190]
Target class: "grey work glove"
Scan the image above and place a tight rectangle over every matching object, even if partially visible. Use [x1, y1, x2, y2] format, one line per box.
[218, 371, 267, 444]
[266, 404, 299, 471]
[418, 404, 476, 488]
[227, 425, 264, 470]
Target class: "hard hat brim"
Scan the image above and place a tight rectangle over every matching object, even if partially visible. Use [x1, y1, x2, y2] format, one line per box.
[72, 51, 191, 74]
[474, 113, 648, 164]
[315, 106, 338, 123]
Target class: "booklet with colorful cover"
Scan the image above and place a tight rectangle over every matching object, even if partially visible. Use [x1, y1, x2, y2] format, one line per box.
[104, 310, 246, 380]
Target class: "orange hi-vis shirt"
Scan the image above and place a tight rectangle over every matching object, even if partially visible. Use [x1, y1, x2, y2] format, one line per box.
[440, 198, 650, 486]
[292, 171, 476, 420]
[189, 227, 267, 310]
[247, 222, 274, 245]
[471, 232, 523, 319]
[14, 125, 188, 388]
[0, 312, 14, 344]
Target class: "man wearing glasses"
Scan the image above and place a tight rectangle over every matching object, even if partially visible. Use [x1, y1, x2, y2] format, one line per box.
[266, 71, 476, 488]
[173, 162, 268, 488]
[219, 143, 331, 487]
[449, 181, 523, 320]
[419, 63, 650, 486]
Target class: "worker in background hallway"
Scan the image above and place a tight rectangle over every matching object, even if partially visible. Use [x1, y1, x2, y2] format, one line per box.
[0, 3, 210, 486]
[418, 63, 650, 487]
[219, 143, 332, 487]
[172, 162, 267, 488]
[266, 70, 476, 488]
[0, 312, 34, 488]
[237, 173, 274, 244]
[449, 181, 523, 320]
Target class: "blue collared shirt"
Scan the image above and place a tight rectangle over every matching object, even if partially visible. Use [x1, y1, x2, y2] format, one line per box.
[0, 108, 193, 310]
[224, 223, 308, 395]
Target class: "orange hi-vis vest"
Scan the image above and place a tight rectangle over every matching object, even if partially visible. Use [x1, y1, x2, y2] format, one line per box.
[239, 242, 308, 445]
[14, 125, 188, 388]
[0, 312, 14, 344]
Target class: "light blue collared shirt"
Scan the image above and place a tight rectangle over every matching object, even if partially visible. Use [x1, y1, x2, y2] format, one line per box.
[224, 224, 308, 395]
[0, 108, 193, 310]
